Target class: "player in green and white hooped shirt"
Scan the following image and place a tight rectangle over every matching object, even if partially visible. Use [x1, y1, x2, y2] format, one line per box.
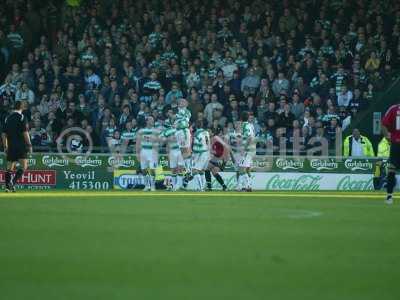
[238, 112, 255, 191]
[175, 99, 192, 175]
[160, 117, 184, 191]
[136, 116, 160, 191]
[227, 121, 242, 186]
[192, 120, 210, 191]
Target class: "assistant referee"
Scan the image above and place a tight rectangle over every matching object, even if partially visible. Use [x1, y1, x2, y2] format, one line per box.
[2, 101, 32, 192]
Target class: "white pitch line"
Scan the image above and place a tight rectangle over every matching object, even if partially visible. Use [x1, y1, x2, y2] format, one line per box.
[286, 209, 324, 219]
[0, 192, 387, 199]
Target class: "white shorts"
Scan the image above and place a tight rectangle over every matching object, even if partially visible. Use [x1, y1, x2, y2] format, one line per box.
[192, 151, 210, 171]
[176, 128, 191, 149]
[232, 152, 241, 169]
[140, 149, 158, 170]
[238, 152, 255, 168]
[169, 149, 184, 169]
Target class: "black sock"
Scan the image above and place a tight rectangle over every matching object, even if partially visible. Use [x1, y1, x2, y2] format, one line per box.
[5, 171, 11, 186]
[205, 170, 212, 189]
[13, 168, 24, 184]
[214, 173, 225, 187]
[387, 171, 396, 194]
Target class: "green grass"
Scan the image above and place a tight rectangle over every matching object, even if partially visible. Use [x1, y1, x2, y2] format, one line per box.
[0, 191, 399, 300]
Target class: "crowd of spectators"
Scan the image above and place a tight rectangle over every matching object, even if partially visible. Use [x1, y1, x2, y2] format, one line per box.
[0, 0, 400, 155]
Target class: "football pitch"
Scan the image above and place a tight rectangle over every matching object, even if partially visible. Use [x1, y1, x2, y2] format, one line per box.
[0, 191, 399, 300]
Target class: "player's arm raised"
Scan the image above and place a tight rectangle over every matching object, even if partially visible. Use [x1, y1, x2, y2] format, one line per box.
[206, 132, 211, 151]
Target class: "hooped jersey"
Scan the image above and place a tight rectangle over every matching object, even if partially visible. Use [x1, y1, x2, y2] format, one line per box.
[241, 122, 256, 152]
[138, 127, 158, 150]
[193, 128, 210, 153]
[227, 131, 241, 153]
[175, 108, 191, 130]
[161, 127, 179, 150]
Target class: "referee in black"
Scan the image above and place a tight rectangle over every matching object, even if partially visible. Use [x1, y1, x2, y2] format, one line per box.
[2, 101, 32, 192]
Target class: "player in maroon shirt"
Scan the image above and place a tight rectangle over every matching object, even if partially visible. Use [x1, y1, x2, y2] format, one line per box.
[205, 130, 230, 191]
[381, 104, 400, 204]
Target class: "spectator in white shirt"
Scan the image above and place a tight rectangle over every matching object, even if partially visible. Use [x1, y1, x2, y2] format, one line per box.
[204, 93, 224, 125]
[221, 57, 238, 80]
[337, 85, 353, 107]
[15, 82, 35, 104]
[85, 68, 101, 90]
[272, 72, 290, 96]
[185, 66, 201, 89]
[108, 130, 122, 153]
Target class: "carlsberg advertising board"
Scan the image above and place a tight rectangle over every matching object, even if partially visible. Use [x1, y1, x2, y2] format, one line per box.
[0, 153, 388, 191]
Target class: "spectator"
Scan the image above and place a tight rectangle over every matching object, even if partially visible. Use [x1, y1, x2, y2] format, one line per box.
[290, 92, 305, 119]
[118, 105, 132, 130]
[241, 68, 260, 94]
[108, 130, 122, 153]
[121, 120, 137, 148]
[364, 51, 381, 73]
[228, 71, 242, 96]
[264, 102, 279, 124]
[221, 56, 238, 80]
[186, 66, 201, 89]
[204, 93, 223, 125]
[377, 136, 390, 158]
[336, 86, 353, 107]
[0, 0, 396, 155]
[30, 119, 51, 149]
[257, 78, 274, 102]
[15, 82, 35, 104]
[7, 24, 23, 59]
[272, 72, 290, 97]
[165, 82, 183, 105]
[325, 118, 341, 150]
[308, 125, 328, 156]
[84, 68, 101, 90]
[343, 129, 375, 157]
[279, 103, 295, 128]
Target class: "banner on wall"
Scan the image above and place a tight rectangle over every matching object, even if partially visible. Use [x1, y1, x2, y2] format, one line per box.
[0, 170, 56, 190]
[0, 154, 381, 173]
[0, 153, 387, 191]
[114, 170, 144, 190]
[203, 172, 375, 191]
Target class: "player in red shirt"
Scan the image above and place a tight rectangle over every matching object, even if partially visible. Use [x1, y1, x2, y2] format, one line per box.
[205, 129, 230, 191]
[381, 104, 400, 204]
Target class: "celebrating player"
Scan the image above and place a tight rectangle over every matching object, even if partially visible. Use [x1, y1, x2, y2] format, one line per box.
[192, 120, 210, 191]
[2, 101, 32, 192]
[381, 103, 400, 204]
[136, 116, 160, 191]
[160, 118, 184, 191]
[238, 112, 255, 192]
[227, 121, 242, 189]
[175, 99, 192, 175]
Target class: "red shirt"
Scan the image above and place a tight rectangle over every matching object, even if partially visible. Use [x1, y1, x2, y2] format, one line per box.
[382, 104, 400, 143]
[212, 140, 225, 158]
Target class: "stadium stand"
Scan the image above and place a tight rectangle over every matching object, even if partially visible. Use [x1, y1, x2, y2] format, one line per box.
[0, 0, 399, 154]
